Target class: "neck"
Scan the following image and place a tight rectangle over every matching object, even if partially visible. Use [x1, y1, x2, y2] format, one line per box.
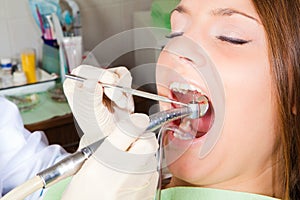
[167, 163, 281, 198]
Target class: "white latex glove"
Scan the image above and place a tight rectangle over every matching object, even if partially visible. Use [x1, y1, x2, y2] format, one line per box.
[63, 65, 134, 146]
[62, 113, 159, 200]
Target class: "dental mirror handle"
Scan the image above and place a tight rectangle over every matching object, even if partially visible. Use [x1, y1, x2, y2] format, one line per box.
[65, 74, 188, 107]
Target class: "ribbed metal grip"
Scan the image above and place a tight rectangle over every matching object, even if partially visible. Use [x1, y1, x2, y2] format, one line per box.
[37, 147, 92, 188]
[146, 107, 192, 132]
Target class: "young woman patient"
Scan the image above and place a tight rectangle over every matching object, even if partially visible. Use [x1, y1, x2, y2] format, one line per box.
[23, 0, 300, 199]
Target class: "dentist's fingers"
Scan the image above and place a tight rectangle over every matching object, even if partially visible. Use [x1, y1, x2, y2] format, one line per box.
[66, 65, 133, 111]
[107, 113, 149, 151]
[104, 67, 134, 111]
[108, 66, 132, 88]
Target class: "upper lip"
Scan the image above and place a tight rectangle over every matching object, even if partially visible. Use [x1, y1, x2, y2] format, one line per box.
[169, 82, 204, 94]
[169, 81, 209, 103]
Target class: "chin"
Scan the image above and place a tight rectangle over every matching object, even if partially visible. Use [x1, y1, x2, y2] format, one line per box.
[165, 142, 204, 183]
[164, 136, 230, 187]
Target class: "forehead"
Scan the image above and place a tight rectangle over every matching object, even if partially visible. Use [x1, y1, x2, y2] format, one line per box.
[177, 0, 259, 21]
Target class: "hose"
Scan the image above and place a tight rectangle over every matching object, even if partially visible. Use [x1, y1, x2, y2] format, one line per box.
[1, 176, 43, 200]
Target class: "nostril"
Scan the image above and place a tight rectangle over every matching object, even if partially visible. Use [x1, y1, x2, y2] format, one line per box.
[179, 56, 194, 63]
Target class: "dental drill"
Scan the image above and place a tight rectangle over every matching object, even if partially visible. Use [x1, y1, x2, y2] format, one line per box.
[147, 95, 209, 132]
[1, 77, 209, 200]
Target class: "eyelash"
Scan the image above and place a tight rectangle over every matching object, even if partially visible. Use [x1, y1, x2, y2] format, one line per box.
[166, 32, 251, 47]
[165, 32, 184, 38]
[216, 36, 251, 45]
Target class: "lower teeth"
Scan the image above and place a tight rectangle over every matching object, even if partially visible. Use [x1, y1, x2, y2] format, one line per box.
[179, 118, 192, 132]
[164, 126, 195, 140]
[168, 118, 196, 140]
[173, 130, 194, 140]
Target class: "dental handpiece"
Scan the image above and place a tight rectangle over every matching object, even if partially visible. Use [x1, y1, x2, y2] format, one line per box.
[146, 96, 209, 132]
[36, 137, 107, 189]
[1, 97, 209, 200]
[36, 97, 209, 189]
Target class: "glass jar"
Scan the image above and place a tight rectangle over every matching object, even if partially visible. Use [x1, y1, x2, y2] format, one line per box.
[0, 58, 13, 88]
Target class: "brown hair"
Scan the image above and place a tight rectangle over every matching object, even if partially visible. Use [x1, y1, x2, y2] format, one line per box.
[251, 0, 300, 199]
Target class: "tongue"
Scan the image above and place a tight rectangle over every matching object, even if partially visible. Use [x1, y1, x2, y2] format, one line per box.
[190, 103, 213, 136]
[171, 90, 198, 104]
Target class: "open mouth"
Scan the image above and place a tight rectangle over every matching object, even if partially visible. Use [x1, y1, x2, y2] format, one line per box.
[168, 82, 214, 140]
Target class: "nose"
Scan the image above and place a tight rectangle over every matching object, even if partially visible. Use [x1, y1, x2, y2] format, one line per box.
[158, 36, 209, 86]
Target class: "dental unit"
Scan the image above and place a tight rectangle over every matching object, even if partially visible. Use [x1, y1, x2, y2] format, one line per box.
[1, 74, 209, 200]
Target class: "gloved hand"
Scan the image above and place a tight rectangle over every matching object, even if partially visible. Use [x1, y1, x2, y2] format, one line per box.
[62, 112, 159, 200]
[63, 65, 134, 146]
[62, 65, 159, 199]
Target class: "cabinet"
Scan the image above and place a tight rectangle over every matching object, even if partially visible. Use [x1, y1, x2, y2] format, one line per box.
[15, 91, 80, 153]
[25, 113, 80, 153]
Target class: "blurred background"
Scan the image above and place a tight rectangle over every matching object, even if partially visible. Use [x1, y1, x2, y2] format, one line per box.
[0, 0, 152, 59]
[0, 0, 178, 152]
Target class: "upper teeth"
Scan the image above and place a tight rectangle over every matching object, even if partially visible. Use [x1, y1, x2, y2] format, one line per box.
[170, 82, 203, 94]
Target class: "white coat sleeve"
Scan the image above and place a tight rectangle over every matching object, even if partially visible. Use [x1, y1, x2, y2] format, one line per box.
[0, 97, 69, 200]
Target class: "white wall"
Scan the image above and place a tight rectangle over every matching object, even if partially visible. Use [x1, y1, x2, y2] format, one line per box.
[0, 0, 42, 59]
[76, 0, 153, 51]
[0, 0, 153, 60]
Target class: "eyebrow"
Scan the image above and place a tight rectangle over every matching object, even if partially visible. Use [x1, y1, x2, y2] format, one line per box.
[170, 5, 189, 15]
[211, 8, 260, 24]
[171, 6, 260, 24]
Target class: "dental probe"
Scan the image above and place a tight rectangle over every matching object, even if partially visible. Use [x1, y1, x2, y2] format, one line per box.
[65, 74, 188, 107]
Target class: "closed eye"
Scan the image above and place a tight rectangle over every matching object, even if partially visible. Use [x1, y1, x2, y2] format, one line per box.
[216, 36, 251, 45]
[166, 32, 184, 38]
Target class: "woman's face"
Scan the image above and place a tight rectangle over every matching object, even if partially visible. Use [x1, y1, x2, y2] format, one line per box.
[156, 0, 277, 193]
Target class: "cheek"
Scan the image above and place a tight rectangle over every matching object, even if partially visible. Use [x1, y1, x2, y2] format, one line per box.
[218, 48, 274, 140]
[221, 52, 276, 160]
[213, 42, 276, 157]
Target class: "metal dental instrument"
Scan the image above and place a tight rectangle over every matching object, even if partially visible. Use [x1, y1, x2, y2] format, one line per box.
[37, 137, 107, 189]
[65, 74, 188, 107]
[146, 96, 209, 132]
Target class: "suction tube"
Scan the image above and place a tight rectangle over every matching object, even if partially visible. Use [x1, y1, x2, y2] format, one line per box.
[0, 176, 43, 200]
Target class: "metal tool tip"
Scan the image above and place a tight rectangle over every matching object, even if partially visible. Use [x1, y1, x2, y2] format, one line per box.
[188, 95, 209, 119]
[65, 74, 86, 82]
